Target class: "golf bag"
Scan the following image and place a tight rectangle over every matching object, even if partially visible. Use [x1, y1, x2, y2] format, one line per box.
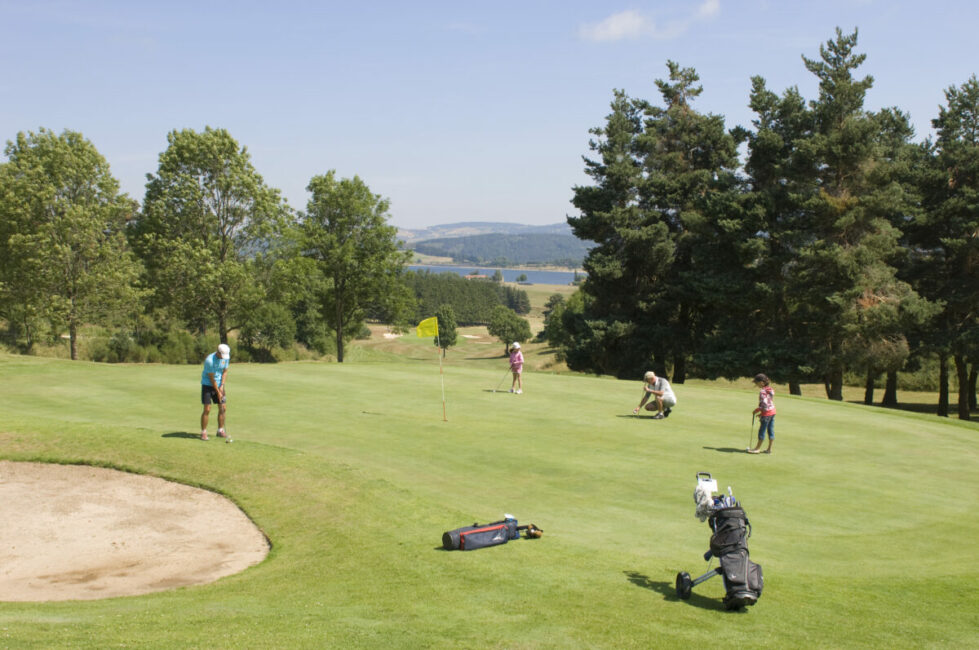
[676, 473, 762, 610]
[442, 518, 543, 551]
[442, 520, 518, 551]
[708, 507, 763, 609]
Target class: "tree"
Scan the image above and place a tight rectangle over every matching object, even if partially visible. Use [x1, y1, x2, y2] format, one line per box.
[911, 75, 979, 419]
[487, 305, 531, 356]
[0, 128, 143, 359]
[516, 273, 528, 282]
[433, 303, 458, 357]
[569, 64, 744, 379]
[299, 171, 412, 362]
[131, 127, 288, 343]
[238, 302, 296, 361]
[793, 29, 935, 400]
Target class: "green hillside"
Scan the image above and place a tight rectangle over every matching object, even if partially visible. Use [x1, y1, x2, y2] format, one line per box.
[0, 347, 976, 648]
[410, 233, 592, 266]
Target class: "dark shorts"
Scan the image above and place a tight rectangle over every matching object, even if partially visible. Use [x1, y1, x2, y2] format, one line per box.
[201, 384, 226, 405]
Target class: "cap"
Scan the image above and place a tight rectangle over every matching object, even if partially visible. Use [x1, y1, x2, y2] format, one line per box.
[512, 342, 520, 349]
[218, 343, 231, 359]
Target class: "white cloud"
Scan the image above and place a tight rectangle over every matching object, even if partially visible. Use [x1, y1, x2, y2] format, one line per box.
[580, 2, 721, 42]
[578, 10, 654, 42]
[697, 0, 721, 19]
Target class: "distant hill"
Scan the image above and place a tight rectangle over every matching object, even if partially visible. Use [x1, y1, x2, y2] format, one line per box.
[398, 221, 572, 244]
[409, 232, 592, 268]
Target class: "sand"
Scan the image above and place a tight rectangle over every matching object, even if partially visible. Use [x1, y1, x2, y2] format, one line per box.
[0, 461, 269, 602]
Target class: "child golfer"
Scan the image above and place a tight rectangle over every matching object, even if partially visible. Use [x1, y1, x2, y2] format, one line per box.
[747, 373, 775, 454]
[509, 342, 524, 394]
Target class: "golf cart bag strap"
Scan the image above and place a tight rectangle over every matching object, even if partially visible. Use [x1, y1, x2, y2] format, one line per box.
[709, 507, 750, 557]
[442, 520, 518, 551]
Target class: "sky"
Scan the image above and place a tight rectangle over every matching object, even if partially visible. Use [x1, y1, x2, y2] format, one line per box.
[1, 1, 976, 229]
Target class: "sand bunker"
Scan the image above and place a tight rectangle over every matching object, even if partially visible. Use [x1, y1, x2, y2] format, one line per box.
[0, 461, 269, 602]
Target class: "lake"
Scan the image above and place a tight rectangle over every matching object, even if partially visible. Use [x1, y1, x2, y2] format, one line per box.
[407, 264, 582, 285]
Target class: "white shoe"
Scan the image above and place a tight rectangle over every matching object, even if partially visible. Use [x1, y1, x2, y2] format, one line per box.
[515, 389, 522, 394]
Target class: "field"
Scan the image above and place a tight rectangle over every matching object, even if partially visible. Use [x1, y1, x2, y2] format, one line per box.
[0, 311, 977, 647]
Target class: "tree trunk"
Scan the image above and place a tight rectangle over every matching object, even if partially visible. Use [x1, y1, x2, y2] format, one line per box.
[969, 363, 977, 412]
[789, 380, 801, 396]
[938, 354, 949, 417]
[69, 319, 78, 361]
[881, 370, 898, 407]
[827, 369, 843, 401]
[863, 369, 874, 405]
[673, 356, 686, 384]
[954, 354, 971, 421]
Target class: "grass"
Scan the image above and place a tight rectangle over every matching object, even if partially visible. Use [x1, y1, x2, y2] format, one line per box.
[0, 323, 977, 647]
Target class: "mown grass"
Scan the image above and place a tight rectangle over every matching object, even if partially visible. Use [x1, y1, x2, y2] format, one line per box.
[0, 343, 977, 648]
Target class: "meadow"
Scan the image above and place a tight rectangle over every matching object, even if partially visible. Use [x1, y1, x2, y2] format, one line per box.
[0, 319, 976, 648]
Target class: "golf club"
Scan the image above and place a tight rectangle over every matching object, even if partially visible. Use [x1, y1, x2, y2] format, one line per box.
[493, 367, 511, 393]
[748, 412, 756, 450]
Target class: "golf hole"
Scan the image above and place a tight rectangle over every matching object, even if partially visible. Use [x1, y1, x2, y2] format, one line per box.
[0, 461, 269, 602]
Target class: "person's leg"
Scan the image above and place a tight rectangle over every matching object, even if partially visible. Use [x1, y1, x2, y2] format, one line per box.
[201, 404, 210, 432]
[217, 402, 226, 434]
[763, 416, 774, 452]
[516, 371, 522, 393]
[749, 417, 766, 452]
[510, 371, 517, 392]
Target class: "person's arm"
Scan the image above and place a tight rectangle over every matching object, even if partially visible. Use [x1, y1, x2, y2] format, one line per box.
[634, 389, 651, 413]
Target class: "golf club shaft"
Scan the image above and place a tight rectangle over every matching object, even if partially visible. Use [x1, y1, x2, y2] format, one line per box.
[494, 367, 510, 392]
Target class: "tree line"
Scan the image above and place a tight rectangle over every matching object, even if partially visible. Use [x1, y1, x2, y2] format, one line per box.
[411, 232, 592, 267]
[0, 127, 531, 364]
[552, 29, 978, 420]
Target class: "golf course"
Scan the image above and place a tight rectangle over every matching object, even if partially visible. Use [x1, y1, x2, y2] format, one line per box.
[0, 323, 977, 648]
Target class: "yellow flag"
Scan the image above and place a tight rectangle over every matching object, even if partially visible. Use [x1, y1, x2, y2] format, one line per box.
[416, 317, 439, 338]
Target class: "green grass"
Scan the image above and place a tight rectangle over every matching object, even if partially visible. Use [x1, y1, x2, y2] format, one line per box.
[0, 348, 977, 648]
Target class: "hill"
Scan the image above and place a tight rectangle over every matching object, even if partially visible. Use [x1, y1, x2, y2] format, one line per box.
[409, 232, 592, 267]
[397, 221, 573, 243]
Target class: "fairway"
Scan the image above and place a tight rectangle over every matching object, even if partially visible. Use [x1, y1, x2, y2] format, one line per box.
[0, 350, 977, 648]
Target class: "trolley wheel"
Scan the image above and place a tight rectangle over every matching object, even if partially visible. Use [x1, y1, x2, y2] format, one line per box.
[675, 572, 693, 600]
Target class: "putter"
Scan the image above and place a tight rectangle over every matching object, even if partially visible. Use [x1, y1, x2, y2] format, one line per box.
[493, 367, 511, 393]
[748, 413, 756, 450]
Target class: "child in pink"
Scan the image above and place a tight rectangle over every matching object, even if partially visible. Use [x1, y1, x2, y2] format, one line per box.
[748, 373, 776, 454]
[509, 342, 524, 394]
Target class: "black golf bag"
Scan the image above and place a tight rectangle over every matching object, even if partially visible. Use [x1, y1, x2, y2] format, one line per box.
[708, 506, 763, 609]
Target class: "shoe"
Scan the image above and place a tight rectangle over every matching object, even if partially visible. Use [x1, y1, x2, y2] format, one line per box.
[664, 407, 672, 418]
[509, 389, 514, 393]
[515, 389, 522, 394]
[652, 413, 665, 419]
[217, 429, 228, 438]
[746, 448, 759, 454]
[763, 449, 772, 454]
[200, 432, 209, 441]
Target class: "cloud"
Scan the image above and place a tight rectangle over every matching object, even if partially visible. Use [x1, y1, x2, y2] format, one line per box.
[578, 10, 653, 42]
[580, 1, 721, 42]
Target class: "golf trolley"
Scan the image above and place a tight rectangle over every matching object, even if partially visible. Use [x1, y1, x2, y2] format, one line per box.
[675, 472, 763, 610]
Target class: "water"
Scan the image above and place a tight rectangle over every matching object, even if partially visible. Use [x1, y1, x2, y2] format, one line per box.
[407, 264, 582, 285]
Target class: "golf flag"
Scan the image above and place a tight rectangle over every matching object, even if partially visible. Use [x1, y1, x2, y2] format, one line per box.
[416, 317, 439, 338]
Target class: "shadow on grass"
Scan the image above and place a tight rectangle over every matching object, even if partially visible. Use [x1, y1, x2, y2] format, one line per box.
[703, 446, 751, 454]
[614, 414, 661, 420]
[162, 432, 201, 440]
[623, 571, 727, 611]
[847, 399, 979, 418]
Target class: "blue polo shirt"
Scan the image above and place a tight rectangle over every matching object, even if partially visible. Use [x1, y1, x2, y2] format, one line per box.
[201, 353, 229, 387]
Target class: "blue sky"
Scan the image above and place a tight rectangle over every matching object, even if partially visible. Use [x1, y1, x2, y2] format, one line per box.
[1, 1, 976, 229]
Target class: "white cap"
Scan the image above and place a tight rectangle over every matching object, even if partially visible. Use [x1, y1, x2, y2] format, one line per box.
[217, 343, 231, 359]
[512, 342, 520, 349]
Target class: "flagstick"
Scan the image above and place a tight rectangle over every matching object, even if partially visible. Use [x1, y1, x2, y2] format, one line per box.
[437, 332, 447, 421]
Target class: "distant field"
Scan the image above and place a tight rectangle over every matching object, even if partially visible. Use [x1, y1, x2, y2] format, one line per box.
[0, 346, 976, 648]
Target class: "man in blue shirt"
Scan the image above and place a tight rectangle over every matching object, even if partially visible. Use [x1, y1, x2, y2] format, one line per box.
[200, 343, 230, 441]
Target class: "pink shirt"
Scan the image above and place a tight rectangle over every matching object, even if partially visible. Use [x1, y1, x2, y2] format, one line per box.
[509, 350, 524, 372]
[758, 386, 776, 416]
